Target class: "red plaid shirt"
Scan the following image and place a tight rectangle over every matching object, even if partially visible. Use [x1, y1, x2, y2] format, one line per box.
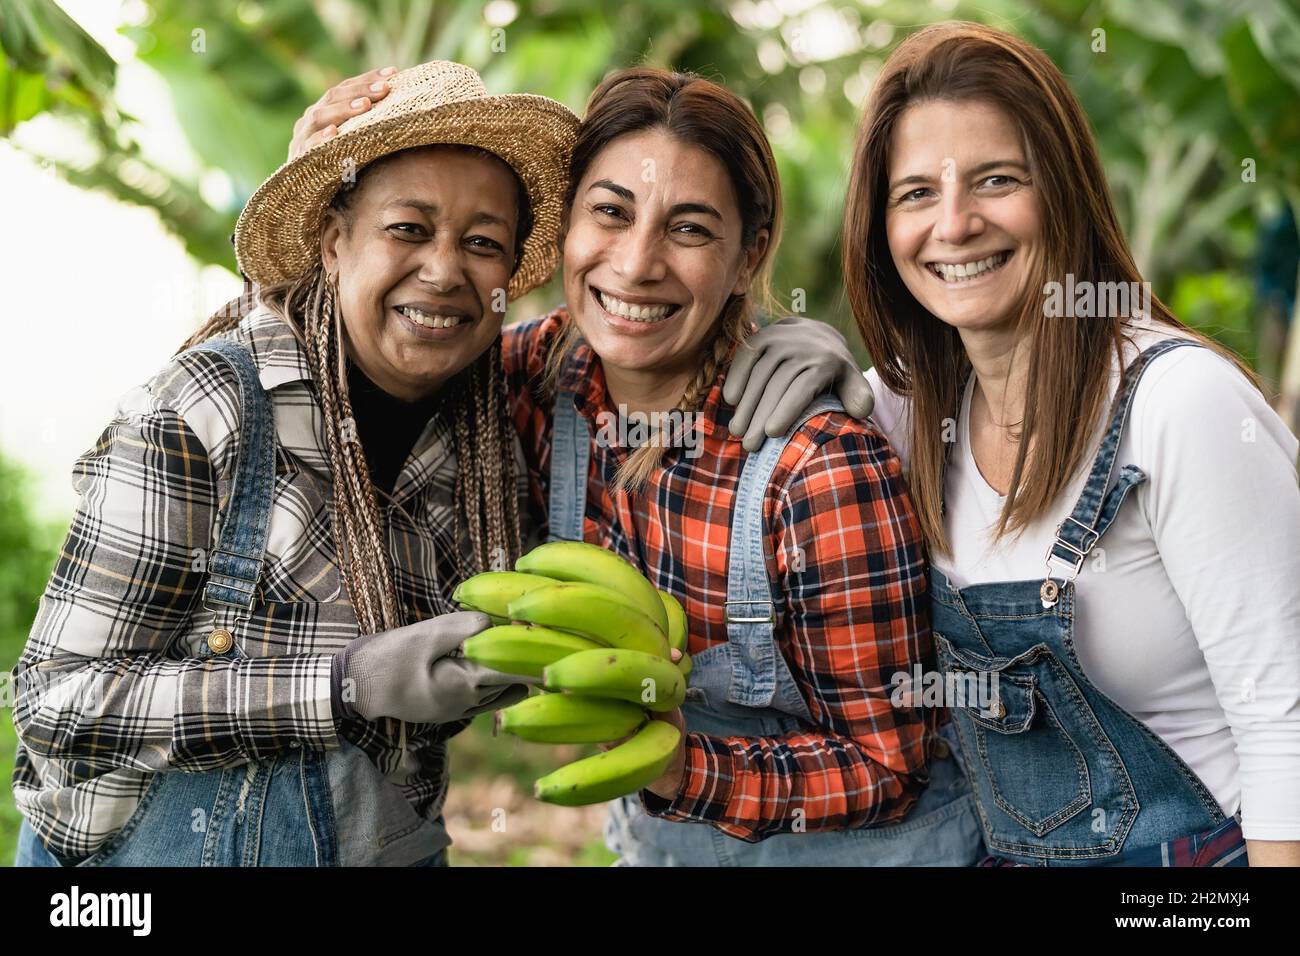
[503, 309, 934, 842]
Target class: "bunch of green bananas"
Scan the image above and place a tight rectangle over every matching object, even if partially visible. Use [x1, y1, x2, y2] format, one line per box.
[453, 541, 692, 806]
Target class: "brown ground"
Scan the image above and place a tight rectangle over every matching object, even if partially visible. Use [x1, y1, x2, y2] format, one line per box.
[443, 714, 615, 867]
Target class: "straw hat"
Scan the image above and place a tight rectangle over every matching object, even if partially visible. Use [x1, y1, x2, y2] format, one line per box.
[234, 60, 579, 299]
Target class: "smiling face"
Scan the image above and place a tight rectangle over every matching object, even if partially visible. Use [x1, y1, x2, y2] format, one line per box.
[561, 128, 767, 384]
[884, 99, 1041, 334]
[319, 146, 519, 402]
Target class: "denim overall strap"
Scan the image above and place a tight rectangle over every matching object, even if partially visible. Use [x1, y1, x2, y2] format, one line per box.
[187, 338, 277, 618]
[14, 338, 448, 867]
[548, 391, 589, 543]
[604, 392, 984, 865]
[1044, 339, 1203, 588]
[719, 394, 846, 717]
[929, 341, 1233, 864]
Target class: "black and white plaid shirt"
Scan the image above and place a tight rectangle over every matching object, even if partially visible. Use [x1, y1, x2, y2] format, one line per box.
[11, 307, 508, 859]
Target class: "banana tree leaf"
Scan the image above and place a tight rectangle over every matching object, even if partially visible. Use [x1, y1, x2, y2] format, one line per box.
[1222, 19, 1300, 188]
[1, 0, 115, 98]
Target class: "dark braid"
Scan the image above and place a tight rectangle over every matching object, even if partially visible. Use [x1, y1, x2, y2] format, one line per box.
[178, 265, 521, 633]
[453, 339, 523, 575]
[308, 268, 403, 631]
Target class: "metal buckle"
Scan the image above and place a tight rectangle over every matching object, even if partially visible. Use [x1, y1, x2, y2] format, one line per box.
[201, 584, 262, 615]
[725, 600, 775, 624]
[201, 548, 265, 615]
[1045, 516, 1099, 578]
[1058, 516, 1100, 554]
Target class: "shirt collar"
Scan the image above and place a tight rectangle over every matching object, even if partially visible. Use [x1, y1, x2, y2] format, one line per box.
[554, 308, 750, 462]
[231, 307, 315, 392]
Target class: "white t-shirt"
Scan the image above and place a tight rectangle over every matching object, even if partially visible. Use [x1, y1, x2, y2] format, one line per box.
[865, 322, 1300, 841]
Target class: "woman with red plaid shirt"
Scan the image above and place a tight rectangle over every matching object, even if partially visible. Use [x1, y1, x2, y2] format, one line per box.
[501, 68, 983, 865]
[293, 64, 981, 865]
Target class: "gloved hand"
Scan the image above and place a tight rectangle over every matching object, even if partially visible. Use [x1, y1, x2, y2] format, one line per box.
[330, 611, 528, 724]
[724, 316, 875, 451]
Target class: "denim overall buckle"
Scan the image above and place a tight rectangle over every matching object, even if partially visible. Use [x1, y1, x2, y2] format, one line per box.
[1042, 516, 1100, 606]
[201, 551, 265, 614]
[725, 600, 775, 624]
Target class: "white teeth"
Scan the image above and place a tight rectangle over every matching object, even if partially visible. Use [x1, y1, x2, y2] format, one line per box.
[930, 253, 1009, 282]
[399, 306, 464, 328]
[597, 291, 673, 322]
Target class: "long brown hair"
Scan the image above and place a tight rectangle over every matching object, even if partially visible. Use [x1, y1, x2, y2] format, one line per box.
[182, 146, 523, 635]
[545, 67, 782, 493]
[842, 21, 1256, 554]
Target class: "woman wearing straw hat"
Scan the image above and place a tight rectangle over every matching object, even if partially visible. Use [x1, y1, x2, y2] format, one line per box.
[11, 61, 579, 867]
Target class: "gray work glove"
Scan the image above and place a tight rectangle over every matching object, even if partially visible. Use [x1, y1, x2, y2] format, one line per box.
[724, 316, 875, 451]
[330, 611, 528, 724]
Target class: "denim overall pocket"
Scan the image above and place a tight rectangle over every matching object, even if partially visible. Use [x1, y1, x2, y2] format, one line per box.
[936, 633, 1137, 855]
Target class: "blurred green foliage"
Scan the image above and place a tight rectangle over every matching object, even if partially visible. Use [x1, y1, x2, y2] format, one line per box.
[2, 0, 1297, 365]
[0, 453, 61, 867]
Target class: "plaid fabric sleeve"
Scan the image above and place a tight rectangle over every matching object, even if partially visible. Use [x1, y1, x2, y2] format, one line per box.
[642, 421, 932, 841]
[12, 383, 338, 775]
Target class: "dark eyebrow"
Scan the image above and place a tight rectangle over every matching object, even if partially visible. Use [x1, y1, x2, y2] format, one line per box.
[889, 159, 1029, 192]
[385, 198, 438, 214]
[588, 181, 721, 220]
[589, 179, 635, 201]
[968, 159, 1029, 177]
[888, 174, 934, 191]
[668, 202, 722, 220]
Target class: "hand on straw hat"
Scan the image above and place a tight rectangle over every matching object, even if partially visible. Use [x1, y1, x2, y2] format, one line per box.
[289, 65, 397, 160]
[242, 59, 578, 294]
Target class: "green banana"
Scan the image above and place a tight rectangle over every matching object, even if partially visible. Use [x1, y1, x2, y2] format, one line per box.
[507, 583, 670, 659]
[657, 590, 694, 679]
[462, 625, 603, 679]
[516, 541, 669, 637]
[542, 647, 685, 712]
[495, 693, 647, 744]
[453, 571, 557, 621]
[534, 719, 682, 806]
[658, 590, 688, 653]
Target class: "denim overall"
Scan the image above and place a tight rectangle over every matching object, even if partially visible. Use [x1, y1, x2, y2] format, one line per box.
[933, 339, 1244, 865]
[548, 388, 984, 865]
[16, 338, 447, 867]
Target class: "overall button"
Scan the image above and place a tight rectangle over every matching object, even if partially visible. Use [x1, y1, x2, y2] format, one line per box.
[207, 629, 234, 654]
[988, 697, 1006, 719]
[932, 735, 952, 759]
[1040, 579, 1060, 606]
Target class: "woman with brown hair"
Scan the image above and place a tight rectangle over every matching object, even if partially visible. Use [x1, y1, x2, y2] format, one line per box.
[834, 22, 1300, 865]
[502, 67, 982, 865]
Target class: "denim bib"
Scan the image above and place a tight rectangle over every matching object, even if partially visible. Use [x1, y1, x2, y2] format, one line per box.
[17, 338, 446, 867]
[933, 338, 1238, 865]
[548, 388, 984, 865]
